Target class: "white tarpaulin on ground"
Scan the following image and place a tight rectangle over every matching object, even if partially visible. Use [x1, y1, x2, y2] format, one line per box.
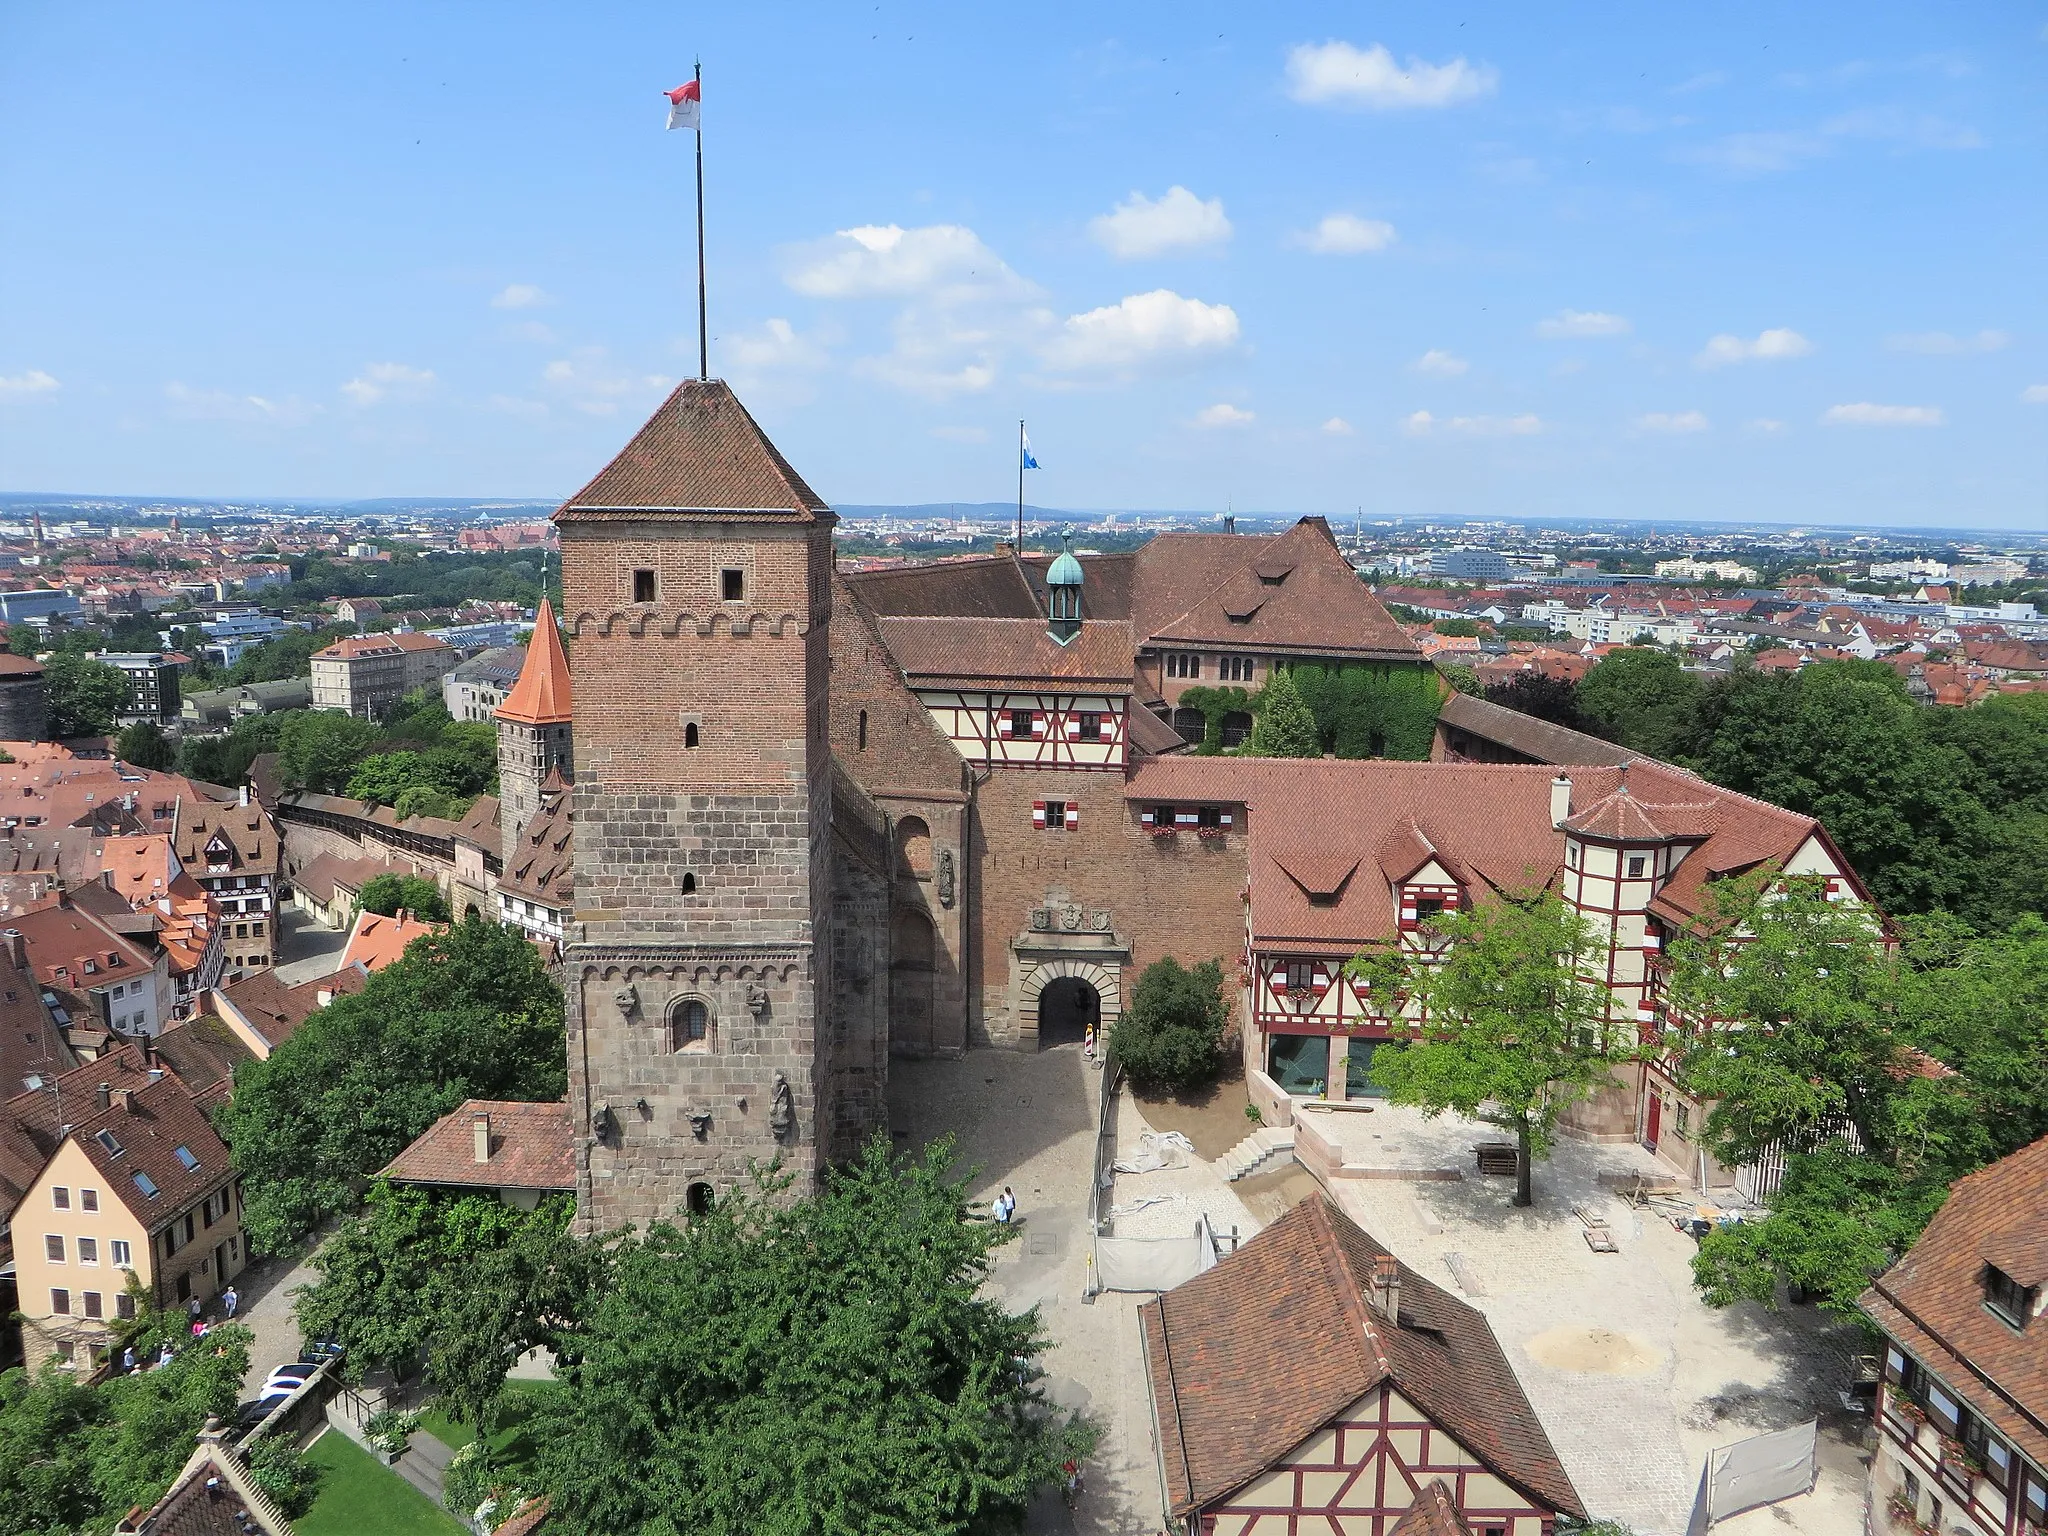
[1112, 1130, 1193, 1175]
[1094, 1213, 1220, 1293]
[1684, 1419, 1818, 1533]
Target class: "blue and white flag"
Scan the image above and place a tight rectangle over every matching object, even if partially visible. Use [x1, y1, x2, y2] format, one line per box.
[1021, 432, 1040, 470]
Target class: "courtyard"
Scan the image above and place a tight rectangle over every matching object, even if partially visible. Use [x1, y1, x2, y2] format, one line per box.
[888, 1047, 1876, 1536]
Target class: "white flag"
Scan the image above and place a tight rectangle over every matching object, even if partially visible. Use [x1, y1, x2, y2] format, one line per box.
[665, 80, 701, 131]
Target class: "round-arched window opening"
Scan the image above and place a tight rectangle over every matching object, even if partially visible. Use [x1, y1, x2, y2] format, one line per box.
[681, 871, 697, 894]
[686, 1181, 715, 1217]
[684, 721, 700, 749]
[670, 998, 710, 1052]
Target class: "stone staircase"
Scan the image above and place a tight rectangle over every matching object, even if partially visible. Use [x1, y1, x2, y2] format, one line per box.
[396, 1430, 455, 1506]
[1217, 1126, 1295, 1182]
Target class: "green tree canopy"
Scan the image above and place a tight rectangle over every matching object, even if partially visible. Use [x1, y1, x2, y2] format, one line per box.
[1576, 648, 1703, 761]
[1110, 957, 1229, 1094]
[114, 721, 176, 772]
[1247, 669, 1323, 758]
[217, 914, 566, 1254]
[532, 1138, 1093, 1536]
[276, 709, 382, 793]
[355, 871, 452, 922]
[1347, 889, 1618, 1206]
[43, 652, 129, 738]
[1484, 672, 1598, 737]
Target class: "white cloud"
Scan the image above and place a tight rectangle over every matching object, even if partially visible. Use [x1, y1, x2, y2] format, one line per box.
[1293, 214, 1398, 255]
[1038, 290, 1239, 376]
[1286, 41, 1497, 110]
[1685, 109, 1981, 177]
[783, 223, 1031, 303]
[726, 318, 831, 376]
[2018, 385, 2048, 403]
[1090, 186, 1231, 259]
[1886, 329, 2011, 355]
[491, 283, 550, 310]
[1746, 418, 1788, 434]
[1195, 403, 1255, 428]
[1696, 328, 1813, 367]
[164, 382, 318, 426]
[930, 425, 990, 444]
[340, 361, 436, 406]
[1403, 409, 1540, 437]
[1414, 348, 1468, 377]
[0, 369, 59, 398]
[1638, 410, 1711, 433]
[1822, 402, 1945, 428]
[1321, 416, 1354, 436]
[542, 353, 672, 416]
[1536, 310, 1631, 339]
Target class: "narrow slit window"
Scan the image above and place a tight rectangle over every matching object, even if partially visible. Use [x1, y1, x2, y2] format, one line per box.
[684, 722, 700, 748]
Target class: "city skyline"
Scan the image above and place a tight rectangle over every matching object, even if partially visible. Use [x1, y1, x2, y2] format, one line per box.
[1, 2, 2044, 528]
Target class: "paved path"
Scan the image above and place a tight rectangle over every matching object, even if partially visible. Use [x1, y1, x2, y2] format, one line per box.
[273, 906, 349, 985]
[231, 1243, 324, 1395]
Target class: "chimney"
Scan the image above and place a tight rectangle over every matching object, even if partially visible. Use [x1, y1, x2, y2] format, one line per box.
[238, 782, 250, 808]
[1551, 774, 1573, 828]
[96, 1080, 111, 1112]
[472, 1110, 491, 1164]
[111, 1087, 135, 1113]
[1368, 1252, 1401, 1325]
[316, 988, 333, 1007]
[3, 928, 22, 968]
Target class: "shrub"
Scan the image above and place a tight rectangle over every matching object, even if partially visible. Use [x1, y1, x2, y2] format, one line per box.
[1111, 958, 1229, 1095]
[364, 1407, 421, 1457]
[244, 1433, 321, 1516]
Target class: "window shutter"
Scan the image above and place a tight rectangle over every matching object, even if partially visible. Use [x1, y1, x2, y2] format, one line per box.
[998, 715, 1013, 738]
[1032, 801, 1046, 829]
[1032, 712, 1047, 738]
[1141, 808, 1155, 826]
[1219, 811, 1234, 827]
[1064, 804, 1079, 831]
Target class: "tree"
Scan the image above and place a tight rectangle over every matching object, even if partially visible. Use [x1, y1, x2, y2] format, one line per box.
[1576, 649, 1702, 761]
[275, 709, 381, 793]
[0, 1323, 250, 1535]
[43, 652, 129, 737]
[1110, 957, 1229, 1094]
[1248, 669, 1323, 758]
[531, 1138, 1094, 1536]
[1438, 662, 1481, 696]
[1346, 890, 1616, 1207]
[217, 914, 566, 1253]
[1484, 672, 1598, 736]
[355, 871, 452, 922]
[115, 721, 177, 771]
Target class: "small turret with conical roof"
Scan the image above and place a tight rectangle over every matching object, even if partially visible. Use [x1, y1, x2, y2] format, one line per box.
[496, 597, 573, 863]
[1046, 534, 1083, 644]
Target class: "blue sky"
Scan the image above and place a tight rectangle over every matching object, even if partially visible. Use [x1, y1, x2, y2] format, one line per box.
[1, 2, 2044, 529]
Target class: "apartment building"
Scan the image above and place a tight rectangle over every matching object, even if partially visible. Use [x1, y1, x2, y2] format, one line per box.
[310, 630, 456, 717]
[173, 789, 280, 976]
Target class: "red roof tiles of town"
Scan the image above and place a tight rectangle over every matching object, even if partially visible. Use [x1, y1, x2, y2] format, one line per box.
[875, 617, 1135, 686]
[379, 1098, 574, 1192]
[340, 909, 442, 973]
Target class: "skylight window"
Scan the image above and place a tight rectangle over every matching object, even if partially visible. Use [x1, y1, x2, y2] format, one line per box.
[173, 1145, 200, 1171]
[95, 1129, 124, 1157]
[132, 1171, 160, 1199]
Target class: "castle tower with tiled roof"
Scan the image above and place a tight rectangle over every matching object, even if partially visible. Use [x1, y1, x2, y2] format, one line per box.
[554, 378, 849, 1231]
[495, 596, 574, 863]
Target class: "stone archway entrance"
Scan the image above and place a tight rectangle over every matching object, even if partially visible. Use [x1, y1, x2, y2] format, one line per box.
[1035, 975, 1099, 1047]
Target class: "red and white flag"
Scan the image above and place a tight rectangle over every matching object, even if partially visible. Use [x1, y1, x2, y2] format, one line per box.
[665, 79, 701, 131]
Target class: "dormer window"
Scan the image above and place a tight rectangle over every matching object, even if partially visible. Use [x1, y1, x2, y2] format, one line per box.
[1986, 1265, 2035, 1328]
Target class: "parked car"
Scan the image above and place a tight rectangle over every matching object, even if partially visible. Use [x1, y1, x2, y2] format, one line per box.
[299, 1338, 345, 1365]
[261, 1361, 321, 1395]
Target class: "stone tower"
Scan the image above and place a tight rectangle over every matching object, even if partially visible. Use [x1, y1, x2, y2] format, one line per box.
[494, 597, 574, 861]
[556, 379, 838, 1232]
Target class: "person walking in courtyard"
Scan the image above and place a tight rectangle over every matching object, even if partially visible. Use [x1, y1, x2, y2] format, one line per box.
[993, 1186, 1016, 1224]
[222, 1284, 238, 1319]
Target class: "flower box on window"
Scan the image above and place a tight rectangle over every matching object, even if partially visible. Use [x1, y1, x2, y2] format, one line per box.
[1149, 825, 1178, 839]
[1195, 825, 1228, 840]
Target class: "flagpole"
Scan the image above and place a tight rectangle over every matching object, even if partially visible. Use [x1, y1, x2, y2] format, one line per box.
[1016, 420, 1025, 549]
[694, 58, 708, 381]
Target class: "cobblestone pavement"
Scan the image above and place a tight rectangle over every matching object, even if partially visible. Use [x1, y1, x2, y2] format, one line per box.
[1315, 1102, 1869, 1536]
[272, 905, 349, 986]
[890, 1048, 1261, 1536]
[227, 1243, 324, 1395]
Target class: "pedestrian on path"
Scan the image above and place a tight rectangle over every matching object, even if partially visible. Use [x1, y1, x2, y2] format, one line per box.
[221, 1285, 238, 1318]
[993, 1187, 1014, 1224]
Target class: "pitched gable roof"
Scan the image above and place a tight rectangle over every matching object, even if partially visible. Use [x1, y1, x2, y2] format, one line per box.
[1390, 1482, 1472, 1536]
[1141, 1195, 1582, 1518]
[555, 378, 832, 522]
[380, 1098, 574, 1192]
[496, 599, 573, 725]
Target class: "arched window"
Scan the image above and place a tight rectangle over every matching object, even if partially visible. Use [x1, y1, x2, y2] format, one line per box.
[670, 998, 711, 1052]
[681, 871, 697, 894]
[686, 1181, 715, 1217]
[895, 816, 932, 878]
[684, 721, 700, 749]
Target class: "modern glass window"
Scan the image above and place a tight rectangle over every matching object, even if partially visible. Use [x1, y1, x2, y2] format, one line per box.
[77, 1237, 97, 1265]
[133, 1171, 160, 1200]
[44, 1234, 64, 1262]
[1267, 1033, 1330, 1096]
[111, 1240, 131, 1268]
[50, 1289, 69, 1316]
[51, 1186, 68, 1210]
[173, 1145, 200, 1172]
[1346, 1039, 1397, 1099]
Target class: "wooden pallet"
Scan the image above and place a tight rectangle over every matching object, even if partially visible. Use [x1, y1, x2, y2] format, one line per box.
[1473, 1142, 1518, 1176]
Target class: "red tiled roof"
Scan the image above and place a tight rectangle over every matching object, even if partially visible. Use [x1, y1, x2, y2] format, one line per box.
[341, 909, 442, 972]
[496, 600, 573, 725]
[1141, 1196, 1582, 1519]
[65, 1070, 236, 1230]
[841, 554, 1040, 619]
[379, 1098, 574, 1191]
[874, 617, 1134, 687]
[556, 378, 831, 522]
[216, 963, 367, 1049]
[1862, 1135, 2048, 1472]
[1390, 1482, 1472, 1536]
[499, 777, 572, 907]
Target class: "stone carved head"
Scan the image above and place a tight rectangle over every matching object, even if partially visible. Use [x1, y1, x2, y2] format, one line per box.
[612, 982, 639, 1017]
[745, 981, 770, 1017]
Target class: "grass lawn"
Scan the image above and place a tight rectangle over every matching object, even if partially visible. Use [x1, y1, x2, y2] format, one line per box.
[295, 1429, 466, 1536]
[418, 1378, 561, 1476]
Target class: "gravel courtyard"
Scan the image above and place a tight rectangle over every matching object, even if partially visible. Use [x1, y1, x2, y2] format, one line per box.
[889, 1051, 1878, 1536]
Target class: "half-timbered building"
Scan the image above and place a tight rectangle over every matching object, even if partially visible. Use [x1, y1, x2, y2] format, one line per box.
[1142, 1195, 1585, 1536]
